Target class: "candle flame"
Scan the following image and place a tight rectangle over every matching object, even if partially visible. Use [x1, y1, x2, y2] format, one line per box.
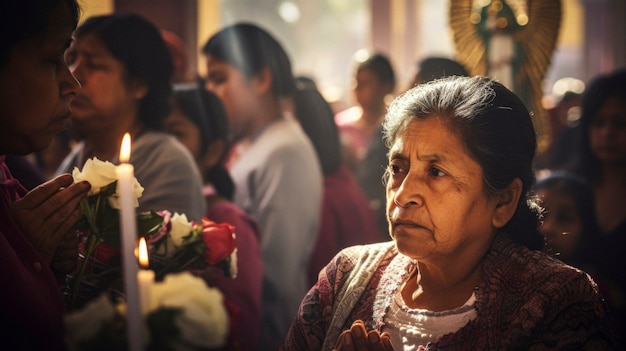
[120, 133, 131, 163]
[138, 237, 149, 268]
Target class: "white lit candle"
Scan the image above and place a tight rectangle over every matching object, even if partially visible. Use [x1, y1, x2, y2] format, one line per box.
[138, 237, 154, 316]
[116, 133, 142, 351]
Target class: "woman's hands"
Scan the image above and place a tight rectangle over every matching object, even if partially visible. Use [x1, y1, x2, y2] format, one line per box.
[333, 320, 394, 351]
[10, 174, 90, 264]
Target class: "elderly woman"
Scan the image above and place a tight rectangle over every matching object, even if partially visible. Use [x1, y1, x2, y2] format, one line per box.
[281, 76, 619, 350]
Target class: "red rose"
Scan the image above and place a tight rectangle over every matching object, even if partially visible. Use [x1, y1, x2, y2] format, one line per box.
[92, 242, 120, 265]
[201, 217, 236, 265]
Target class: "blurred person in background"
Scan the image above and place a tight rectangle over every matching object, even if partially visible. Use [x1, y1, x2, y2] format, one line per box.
[293, 77, 384, 286]
[534, 171, 598, 269]
[202, 22, 322, 350]
[571, 68, 626, 342]
[165, 86, 263, 350]
[335, 53, 396, 173]
[57, 13, 205, 221]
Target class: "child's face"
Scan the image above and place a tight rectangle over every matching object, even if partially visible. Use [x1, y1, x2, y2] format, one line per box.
[164, 106, 202, 160]
[0, 2, 80, 155]
[537, 188, 584, 260]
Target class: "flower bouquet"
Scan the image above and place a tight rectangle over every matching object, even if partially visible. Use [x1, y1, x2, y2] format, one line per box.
[62, 158, 237, 312]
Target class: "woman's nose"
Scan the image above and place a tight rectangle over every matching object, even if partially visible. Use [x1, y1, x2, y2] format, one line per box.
[60, 64, 80, 98]
[392, 172, 424, 208]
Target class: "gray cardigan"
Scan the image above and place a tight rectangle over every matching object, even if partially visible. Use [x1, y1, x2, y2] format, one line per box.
[56, 131, 205, 222]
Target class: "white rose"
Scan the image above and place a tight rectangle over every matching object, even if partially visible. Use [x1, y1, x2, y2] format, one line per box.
[72, 158, 117, 195]
[150, 272, 229, 349]
[72, 157, 144, 209]
[169, 212, 193, 247]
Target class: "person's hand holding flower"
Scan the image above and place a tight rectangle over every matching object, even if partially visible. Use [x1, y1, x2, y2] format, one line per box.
[72, 157, 143, 209]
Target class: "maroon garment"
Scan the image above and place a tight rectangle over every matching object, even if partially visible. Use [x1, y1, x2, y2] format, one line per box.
[307, 166, 385, 287]
[284, 236, 620, 350]
[205, 197, 263, 351]
[0, 156, 67, 350]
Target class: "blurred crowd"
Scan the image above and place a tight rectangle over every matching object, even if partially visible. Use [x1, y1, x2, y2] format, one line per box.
[2, 1, 625, 350]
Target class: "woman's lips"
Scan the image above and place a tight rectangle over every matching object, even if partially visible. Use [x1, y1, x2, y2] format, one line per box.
[50, 110, 71, 130]
[391, 219, 424, 229]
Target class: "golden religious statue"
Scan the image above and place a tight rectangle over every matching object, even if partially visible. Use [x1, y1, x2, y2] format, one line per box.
[450, 0, 561, 152]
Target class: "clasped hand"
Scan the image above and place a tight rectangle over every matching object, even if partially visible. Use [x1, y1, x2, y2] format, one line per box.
[333, 320, 394, 351]
[10, 174, 90, 271]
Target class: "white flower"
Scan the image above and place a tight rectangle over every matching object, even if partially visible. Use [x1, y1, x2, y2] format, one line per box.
[72, 158, 117, 195]
[72, 157, 144, 209]
[150, 272, 229, 349]
[64, 294, 116, 346]
[169, 212, 193, 247]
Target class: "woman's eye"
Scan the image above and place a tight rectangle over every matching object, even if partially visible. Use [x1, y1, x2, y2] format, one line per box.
[207, 74, 226, 86]
[389, 164, 404, 175]
[46, 52, 66, 70]
[86, 61, 104, 70]
[429, 167, 446, 177]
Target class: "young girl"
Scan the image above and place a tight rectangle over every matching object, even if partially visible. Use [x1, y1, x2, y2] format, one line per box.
[202, 23, 323, 349]
[534, 171, 598, 267]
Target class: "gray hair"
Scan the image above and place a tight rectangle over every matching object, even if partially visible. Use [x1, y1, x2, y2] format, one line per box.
[382, 75, 543, 250]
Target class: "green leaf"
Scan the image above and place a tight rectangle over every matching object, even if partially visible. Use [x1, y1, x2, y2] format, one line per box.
[137, 211, 165, 236]
[80, 197, 98, 233]
[98, 201, 121, 247]
[99, 180, 118, 197]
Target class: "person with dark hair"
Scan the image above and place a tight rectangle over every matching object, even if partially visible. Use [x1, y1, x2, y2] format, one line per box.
[165, 86, 263, 350]
[534, 171, 598, 268]
[282, 76, 618, 351]
[56, 13, 205, 221]
[570, 68, 626, 341]
[202, 23, 322, 349]
[335, 53, 396, 173]
[409, 56, 469, 88]
[535, 91, 583, 170]
[292, 79, 384, 288]
[0, 1, 93, 349]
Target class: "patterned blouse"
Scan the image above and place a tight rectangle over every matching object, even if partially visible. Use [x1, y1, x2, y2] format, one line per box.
[281, 235, 621, 350]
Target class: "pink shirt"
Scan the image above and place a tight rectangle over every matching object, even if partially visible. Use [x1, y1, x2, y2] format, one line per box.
[204, 185, 263, 351]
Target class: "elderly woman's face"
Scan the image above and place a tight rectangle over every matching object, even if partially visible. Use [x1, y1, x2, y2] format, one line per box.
[386, 117, 501, 262]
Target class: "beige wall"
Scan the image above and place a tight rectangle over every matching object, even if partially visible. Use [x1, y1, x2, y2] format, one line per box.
[78, 0, 114, 24]
[196, 0, 221, 78]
